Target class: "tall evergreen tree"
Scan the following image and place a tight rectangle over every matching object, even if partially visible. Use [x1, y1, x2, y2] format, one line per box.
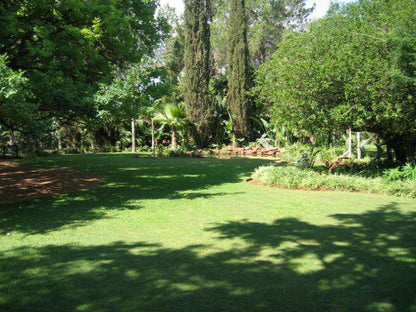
[183, 0, 213, 148]
[227, 0, 251, 142]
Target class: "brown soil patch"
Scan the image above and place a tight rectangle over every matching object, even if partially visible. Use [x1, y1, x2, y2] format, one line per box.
[0, 162, 103, 205]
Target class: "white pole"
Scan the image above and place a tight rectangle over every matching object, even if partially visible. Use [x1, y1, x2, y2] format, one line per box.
[131, 118, 136, 153]
[357, 132, 362, 159]
[151, 118, 155, 157]
[348, 127, 352, 158]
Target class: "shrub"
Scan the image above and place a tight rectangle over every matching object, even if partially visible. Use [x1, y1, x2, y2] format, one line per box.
[383, 167, 404, 181]
[383, 163, 416, 182]
[99, 145, 118, 153]
[316, 147, 346, 163]
[63, 147, 79, 154]
[252, 165, 416, 198]
[280, 144, 320, 168]
[50, 149, 62, 155]
[155, 146, 200, 158]
[402, 163, 416, 181]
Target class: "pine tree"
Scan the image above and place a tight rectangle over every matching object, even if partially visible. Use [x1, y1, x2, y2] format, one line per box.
[183, 0, 213, 148]
[227, 0, 251, 142]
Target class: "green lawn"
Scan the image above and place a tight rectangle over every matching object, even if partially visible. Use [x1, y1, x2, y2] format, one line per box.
[1, 154, 415, 312]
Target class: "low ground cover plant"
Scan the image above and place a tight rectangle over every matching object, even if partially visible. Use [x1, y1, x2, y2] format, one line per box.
[383, 163, 416, 182]
[252, 165, 416, 198]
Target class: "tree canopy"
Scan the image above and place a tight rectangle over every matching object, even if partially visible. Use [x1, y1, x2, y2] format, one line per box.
[0, 0, 167, 133]
[1, 0, 415, 163]
[226, 0, 251, 141]
[183, 0, 214, 148]
[257, 0, 416, 161]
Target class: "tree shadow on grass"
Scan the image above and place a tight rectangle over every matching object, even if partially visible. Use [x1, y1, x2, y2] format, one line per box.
[1, 203, 415, 312]
[0, 155, 271, 234]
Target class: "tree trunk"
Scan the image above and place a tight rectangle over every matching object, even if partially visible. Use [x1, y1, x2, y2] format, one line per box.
[151, 118, 155, 157]
[385, 136, 413, 164]
[348, 127, 352, 158]
[375, 136, 382, 162]
[357, 132, 361, 159]
[232, 135, 237, 148]
[10, 130, 18, 158]
[386, 144, 394, 163]
[131, 118, 136, 153]
[394, 148, 407, 164]
[171, 128, 177, 151]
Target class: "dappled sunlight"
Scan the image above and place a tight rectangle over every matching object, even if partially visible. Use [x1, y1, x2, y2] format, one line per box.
[0, 155, 271, 234]
[1, 204, 415, 311]
[0, 161, 103, 205]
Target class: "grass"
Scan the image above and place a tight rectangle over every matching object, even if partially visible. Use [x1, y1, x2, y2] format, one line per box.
[1, 154, 416, 312]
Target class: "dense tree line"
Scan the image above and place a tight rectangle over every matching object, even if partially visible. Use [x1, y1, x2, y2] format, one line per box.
[257, 0, 416, 162]
[1, 0, 414, 163]
[0, 0, 168, 151]
[226, 0, 251, 142]
[183, 0, 213, 148]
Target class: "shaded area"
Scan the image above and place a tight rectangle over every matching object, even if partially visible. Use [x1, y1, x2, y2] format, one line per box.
[1, 204, 415, 312]
[0, 155, 271, 234]
[0, 161, 103, 205]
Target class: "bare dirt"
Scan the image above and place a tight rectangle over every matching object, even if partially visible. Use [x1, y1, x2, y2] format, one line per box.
[0, 161, 103, 205]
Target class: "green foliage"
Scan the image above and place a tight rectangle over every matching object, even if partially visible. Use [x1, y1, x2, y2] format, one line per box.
[226, 0, 251, 140]
[155, 146, 200, 158]
[253, 165, 416, 198]
[4, 155, 416, 312]
[183, 0, 214, 148]
[0, 54, 35, 131]
[161, 7, 185, 83]
[96, 62, 168, 124]
[257, 0, 416, 161]
[383, 163, 416, 182]
[280, 144, 320, 168]
[295, 147, 320, 169]
[316, 147, 347, 163]
[252, 117, 279, 147]
[62, 147, 80, 155]
[401, 163, 416, 181]
[0, 0, 167, 150]
[246, 0, 312, 66]
[155, 104, 188, 129]
[211, 0, 312, 70]
[155, 103, 188, 150]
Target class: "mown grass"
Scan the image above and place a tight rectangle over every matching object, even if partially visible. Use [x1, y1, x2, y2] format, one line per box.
[1, 154, 416, 312]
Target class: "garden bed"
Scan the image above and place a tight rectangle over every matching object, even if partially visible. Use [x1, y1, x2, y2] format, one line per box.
[0, 162, 103, 205]
[251, 165, 416, 198]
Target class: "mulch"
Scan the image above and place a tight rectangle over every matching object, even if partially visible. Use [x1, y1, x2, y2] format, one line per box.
[0, 161, 103, 205]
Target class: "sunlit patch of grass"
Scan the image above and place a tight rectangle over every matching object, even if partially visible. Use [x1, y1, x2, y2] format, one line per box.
[0, 154, 415, 311]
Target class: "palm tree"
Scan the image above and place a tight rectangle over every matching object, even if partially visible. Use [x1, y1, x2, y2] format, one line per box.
[155, 103, 188, 150]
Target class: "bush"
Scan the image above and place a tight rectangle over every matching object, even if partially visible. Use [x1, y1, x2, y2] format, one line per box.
[138, 145, 150, 152]
[281, 144, 346, 168]
[383, 163, 416, 182]
[280, 144, 319, 168]
[63, 147, 79, 154]
[99, 145, 118, 153]
[51, 149, 63, 155]
[153, 147, 202, 158]
[252, 165, 416, 198]
[316, 147, 346, 163]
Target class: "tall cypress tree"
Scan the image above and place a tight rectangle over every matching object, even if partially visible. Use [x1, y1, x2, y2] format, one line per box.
[184, 0, 213, 148]
[227, 0, 251, 142]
